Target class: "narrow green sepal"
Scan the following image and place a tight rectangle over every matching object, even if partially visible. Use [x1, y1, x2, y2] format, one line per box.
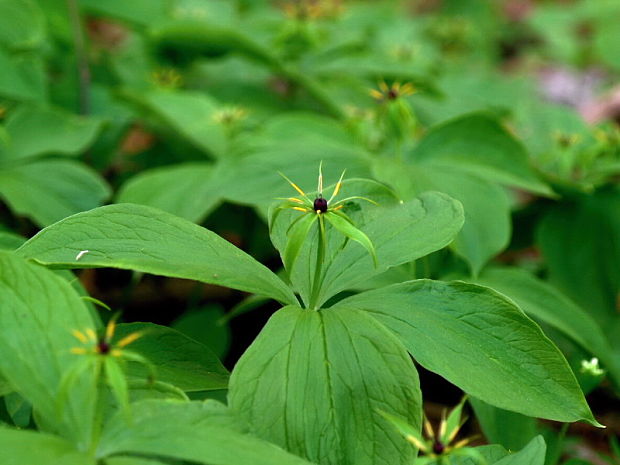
[326, 211, 378, 267]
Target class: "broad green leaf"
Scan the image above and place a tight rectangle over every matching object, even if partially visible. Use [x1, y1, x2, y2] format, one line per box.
[171, 304, 231, 358]
[229, 305, 422, 465]
[1, 105, 102, 160]
[105, 458, 168, 465]
[537, 189, 620, 327]
[0, 231, 24, 250]
[17, 203, 296, 305]
[0, 251, 97, 448]
[469, 397, 537, 451]
[467, 267, 620, 385]
[0, 159, 111, 227]
[426, 169, 510, 275]
[116, 162, 221, 223]
[372, 161, 508, 275]
[80, 0, 169, 25]
[494, 435, 546, 465]
[0, 0, 44, 50]
[127, 89, 226, 158]
[448, 445, 510, 465]
[97, 399, 315, 465]
[0, 49, 46, 101]
[410, 112, 551, 195]
[316, 192, 464, 306]
[338, 280, 598, 425]
[5, 392, 31, 427]
[114, 322, 229, 392]
[0, 428, 95, 465]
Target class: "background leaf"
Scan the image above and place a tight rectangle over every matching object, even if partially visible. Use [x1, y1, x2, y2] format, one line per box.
[116, 162, 221, 223]
[114, 322, 229, 392]
[0, 159, 111, 227]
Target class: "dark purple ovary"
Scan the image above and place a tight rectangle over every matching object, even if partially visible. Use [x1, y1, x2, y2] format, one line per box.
[314, 197, 328, 213]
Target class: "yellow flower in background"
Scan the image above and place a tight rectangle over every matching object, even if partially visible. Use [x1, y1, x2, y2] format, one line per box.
[369, 81, 416, 103]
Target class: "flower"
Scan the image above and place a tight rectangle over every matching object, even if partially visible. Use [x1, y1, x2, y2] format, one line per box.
[369, 81, 416, 103]
[70, 315, 143, 358]
[381, 397, 482, 464]
[275, 163, 378, 270]
[581, 357, 605, 377]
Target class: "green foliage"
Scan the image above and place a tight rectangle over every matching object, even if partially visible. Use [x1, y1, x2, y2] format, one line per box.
[0, 0, 616, 462]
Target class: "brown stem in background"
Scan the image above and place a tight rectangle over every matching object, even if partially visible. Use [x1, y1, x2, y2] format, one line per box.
[66, 0, 91, 116]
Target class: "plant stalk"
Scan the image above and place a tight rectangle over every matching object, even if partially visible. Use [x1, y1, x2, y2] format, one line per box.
[309, 214, 326, 310]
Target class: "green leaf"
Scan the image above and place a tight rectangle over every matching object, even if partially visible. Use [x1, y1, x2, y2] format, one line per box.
[116, 162, 221, 223]
[97, 399, 315, 465]
[0, 49, 46, 101]
[171, 304, 231, 359]
[80, 0, 169, 25]
[0, 230, 25, 250]
[537, 189, 620, 326]
[0, 251, 97, 448]
[114, 322, 229, 392]
[410, 112, 551, 195]
[493, 435, 546, 465]
[469, 397, 537, 451]
[105, 458, 168, 465]
[0, 428, 95, 465]
[5, 392, 31, 428]
[326, 211, 378, 267]
[373, 161, 508, 275]
[0, 0, 45, 50]
[229, 305, 422, 465]
[17, 204, 296, 304]
[338, 280, 598, 425]
[1, 105, 102, 160]
[316, 192, 464, 306]
[126, 89, 226, 158]
[0, 159, 111, 227]
[467, 267, 620, 385]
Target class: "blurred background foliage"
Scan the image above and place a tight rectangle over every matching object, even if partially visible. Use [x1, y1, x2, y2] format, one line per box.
[0, 0, 618, 463]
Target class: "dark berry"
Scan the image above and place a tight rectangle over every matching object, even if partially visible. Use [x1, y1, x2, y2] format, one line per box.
[97, 340, 111, 355]
[314, 197, 328, 213]
[432, 440, 445, 455]
[387, 88, 398, 100]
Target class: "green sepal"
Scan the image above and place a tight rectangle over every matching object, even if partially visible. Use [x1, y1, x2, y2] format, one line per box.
[443, 396, 468, 444]
[325, 211, 378, 267]
[283, 213, 318, 277]
[105, 357, 130, 416]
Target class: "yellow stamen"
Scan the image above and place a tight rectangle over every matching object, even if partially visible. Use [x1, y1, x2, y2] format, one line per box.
[369, 89, 384, 100]
[405, 434, 427, 451]
[332, 205, 344, 211]
[289, 181, 306, 197]
[70, 347, 88, 355]
[288, 197, 304, 204]
[317, 161, 324, 194]
[86, 328, 97, 342]
[328, 169, 346, 203]
[438, 411, 447, 439]
[117, 331, 143, 348]
[452, 437, 474, 449]
[423, 417, 434, 438]
[72, 329, 88, 343]
[110, 349, 123, 357]
[379, 81, 389, 92]
[105, 319, 117, 342]
[293, 207, 308, 212]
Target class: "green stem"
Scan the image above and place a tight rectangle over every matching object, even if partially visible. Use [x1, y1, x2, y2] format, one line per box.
[309, 214, 326, 310]
[88, 361, 106, 455]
